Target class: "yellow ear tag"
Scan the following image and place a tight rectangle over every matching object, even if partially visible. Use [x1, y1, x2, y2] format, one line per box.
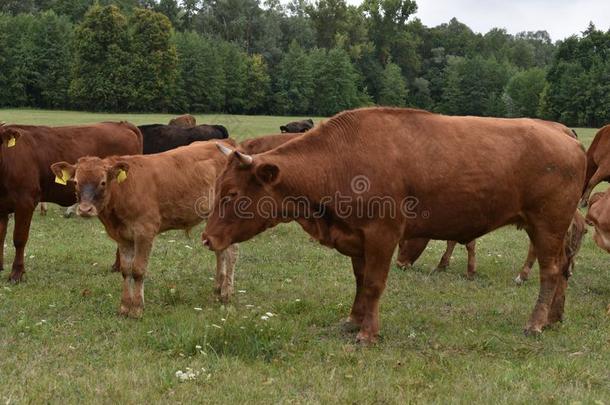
[117, 169, 127, 183]
[55, 169, 70, 186]
[7, 136, 16, 148]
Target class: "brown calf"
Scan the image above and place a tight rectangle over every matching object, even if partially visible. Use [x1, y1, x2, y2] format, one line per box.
[51, 140, 237, 317]
[0, 122, 142, 282]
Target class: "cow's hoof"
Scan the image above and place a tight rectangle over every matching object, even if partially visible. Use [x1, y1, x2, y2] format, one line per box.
[395, 260, 410, 270]
[8, 273, 23, 284]
[523, 325, 543, 337]
[218, 292, 231, 305]
[355, 330, 378, 345]
[514, 274, 525, 285]
[464, 272, 476, 280]
[342, 317, 361, 333]
[118, 305, 131, 317]
[129, 307, 143, 319]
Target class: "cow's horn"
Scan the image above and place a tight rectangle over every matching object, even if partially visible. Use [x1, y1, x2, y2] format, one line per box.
[216, 142, 233, 156]
[234, 151, 253, 166]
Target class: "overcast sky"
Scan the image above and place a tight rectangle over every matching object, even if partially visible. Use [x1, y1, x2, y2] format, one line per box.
[350, 0, 610, 41]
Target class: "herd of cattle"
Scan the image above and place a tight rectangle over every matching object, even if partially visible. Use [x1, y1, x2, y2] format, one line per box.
[1, 108, 609, 345]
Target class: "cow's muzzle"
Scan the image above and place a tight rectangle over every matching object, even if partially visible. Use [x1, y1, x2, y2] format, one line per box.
[77, 202, 98, 218]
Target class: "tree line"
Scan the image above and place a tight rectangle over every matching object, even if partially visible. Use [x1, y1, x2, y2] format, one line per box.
[0, 0, 609, 127]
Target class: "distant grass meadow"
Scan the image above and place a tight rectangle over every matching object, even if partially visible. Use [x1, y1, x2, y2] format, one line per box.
[0, 109, 608, 403]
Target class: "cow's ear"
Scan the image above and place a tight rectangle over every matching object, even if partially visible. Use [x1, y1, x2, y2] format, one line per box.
[51, 162, 76, 185]
[108, 161, 130, 184]
[255, 163, 280, 185]
[0, 128, 21, 148]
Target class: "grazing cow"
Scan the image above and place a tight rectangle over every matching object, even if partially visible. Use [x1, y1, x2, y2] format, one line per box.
[169, 114, 196, 127]
[202, 107, 585, 344]
[0, 122, 142, 283]
[51, 140, 238, 316]
[138, 124, 229, 154]
[280, 119, 314, 133]
[398, 211, 586, 283]
[581, 125, 610, 206]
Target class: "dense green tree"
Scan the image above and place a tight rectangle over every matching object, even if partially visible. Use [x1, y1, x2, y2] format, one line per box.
[243, 54, 271, 113]
[504, 67, 546, 117]
[378, 61, 407, 106]
[220, 42, 248, 113]
[69, 4, 133, 111]
[273, 41, 314, 114]
[309, 47, 362, 115]
[129, 8, 177, 111]
[172, 31, 225, 111]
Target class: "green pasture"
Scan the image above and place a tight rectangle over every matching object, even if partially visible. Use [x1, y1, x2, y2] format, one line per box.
[0, 109, 608, 403]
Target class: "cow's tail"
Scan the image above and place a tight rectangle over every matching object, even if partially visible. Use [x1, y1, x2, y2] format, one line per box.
[213, 125, 229, 139]
[120, 121, 144, 154]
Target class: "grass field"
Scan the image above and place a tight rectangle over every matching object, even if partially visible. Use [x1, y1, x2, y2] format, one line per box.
[0, 109, 608, 403]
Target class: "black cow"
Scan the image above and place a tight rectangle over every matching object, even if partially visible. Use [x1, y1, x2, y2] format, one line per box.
[279, 119, 314, 133]
[138, 124, 229, 154]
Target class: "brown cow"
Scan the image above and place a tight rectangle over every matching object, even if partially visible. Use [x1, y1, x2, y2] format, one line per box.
[202, 107, 585, 344]
[397, 211, 586, 283]
[585, 190, 610, 253]
[169, 114, 196, 127]
[51, 140, 237, 316]
[581, 125, 610, 206]
[239, 133, 300, 154]
[0, 122, 142, 283]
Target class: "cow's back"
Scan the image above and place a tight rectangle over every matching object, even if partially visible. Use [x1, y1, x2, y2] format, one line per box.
[239, 133, 300, 154]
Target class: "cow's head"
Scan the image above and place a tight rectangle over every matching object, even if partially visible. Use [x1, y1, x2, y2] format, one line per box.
[585, 191, 610, 253]
[202, 144, 283, 251]
[51, 157, 129, 218]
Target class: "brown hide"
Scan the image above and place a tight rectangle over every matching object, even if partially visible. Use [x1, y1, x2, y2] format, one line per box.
[586, 190, 610, 253]
[239, 133, 300, 154]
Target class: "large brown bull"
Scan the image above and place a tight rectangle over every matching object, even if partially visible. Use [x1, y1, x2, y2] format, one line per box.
[202, 107, 585, 344]
[0, 122, 142, 282]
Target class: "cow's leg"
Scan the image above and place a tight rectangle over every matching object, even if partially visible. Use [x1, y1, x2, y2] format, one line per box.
[111, 247, 121, 272]
[436, 241, 457, 271]
[39, 203, 47, 216]
[0, 213, 9, 272]
[515, 242, 537, 285]
[220, 244, 239, 303]
[118, 244, 135, 316]
[346, 256, 366, 331]
[524, 229, 565, 335]
[130, 236, 153, 318]
[396, 238, 430, 269]
[355, 241, 394, 345]
[581, 168, 607, 207]
[464, 240, 477, 279]
[9, 204, 35, 283]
